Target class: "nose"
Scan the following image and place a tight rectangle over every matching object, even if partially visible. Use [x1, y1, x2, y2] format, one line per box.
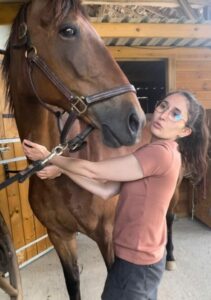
[128, 111, 141, 136]
[160, 109, 169, 120]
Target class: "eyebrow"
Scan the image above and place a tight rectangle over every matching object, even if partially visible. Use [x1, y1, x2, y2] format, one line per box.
[164, 100, 182, 114]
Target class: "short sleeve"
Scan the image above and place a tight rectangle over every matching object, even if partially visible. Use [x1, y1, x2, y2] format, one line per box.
[133, 142, 173, 177]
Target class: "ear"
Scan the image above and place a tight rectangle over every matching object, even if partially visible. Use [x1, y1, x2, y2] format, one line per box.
[179, 126, 192, 138]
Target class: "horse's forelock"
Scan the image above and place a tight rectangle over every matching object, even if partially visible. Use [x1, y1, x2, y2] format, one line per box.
[43, 0, 85, 25]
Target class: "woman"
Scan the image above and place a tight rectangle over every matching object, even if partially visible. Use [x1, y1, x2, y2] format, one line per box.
[23, 91, 209, 300]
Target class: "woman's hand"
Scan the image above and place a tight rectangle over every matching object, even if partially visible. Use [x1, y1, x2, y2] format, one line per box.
[23, 139, 50, 161]
[36, 165, 62, 180]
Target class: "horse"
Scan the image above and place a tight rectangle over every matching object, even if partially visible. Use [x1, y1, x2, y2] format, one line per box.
[1, 1, 145, 299]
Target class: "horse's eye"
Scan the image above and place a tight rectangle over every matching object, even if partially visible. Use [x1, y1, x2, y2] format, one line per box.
[59, 25, 76, 38]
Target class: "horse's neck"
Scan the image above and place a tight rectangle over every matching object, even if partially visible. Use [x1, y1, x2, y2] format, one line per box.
[13, 95, 60, 148]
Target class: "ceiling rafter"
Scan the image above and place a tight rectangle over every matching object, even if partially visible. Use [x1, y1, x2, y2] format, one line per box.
[0, 0, 211, 7]
[94, 23, 211, 39]
[177, 0, 198, 21]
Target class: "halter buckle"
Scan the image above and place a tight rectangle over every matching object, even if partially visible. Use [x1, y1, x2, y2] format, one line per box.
[71, 96, 87, 115]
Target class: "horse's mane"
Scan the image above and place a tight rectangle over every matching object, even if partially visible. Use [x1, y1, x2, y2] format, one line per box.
[1, 0, 85, 112]
[1, 4, 24, 112]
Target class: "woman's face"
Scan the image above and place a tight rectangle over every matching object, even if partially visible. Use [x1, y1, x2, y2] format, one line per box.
[150, 93, 192, 140]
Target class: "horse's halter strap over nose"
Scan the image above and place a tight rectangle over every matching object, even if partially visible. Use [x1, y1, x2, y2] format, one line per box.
[26, 51, 136, 113]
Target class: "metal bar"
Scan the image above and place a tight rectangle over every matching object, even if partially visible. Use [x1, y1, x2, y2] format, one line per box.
[4, 247, 54, 278]
[0, 138, 20, 144]
[0, 156, 26, 165]
[0, 146, 10, 152]
[2, 113, 15, 118]
[19, 247, 54, 270]
[16, 234, 49, 254]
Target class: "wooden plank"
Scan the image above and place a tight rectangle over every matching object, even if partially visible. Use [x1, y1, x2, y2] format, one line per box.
[194, 91, 211, 102]
[0, 115, 4, 138]
[0, 69, 6, 116]
[176, 79, 211, 91]
[195, 99, 211, 109]
[2, 143, 26, 263]
[13, 142, 37, 260]
[2, 6, 211, 40]
[176, 60, 211, 71]
[0, 0, 209, 6]
[108, 46, 175, 60]
[34, 217, 48, 254]
[3, 117, 19, 138]
[177, 71, 211, 80]
[93, 23, 211, 39]
[168, 57, 176, 91]
[0, 3, 21, 24]
[200, 100, 211, 109]
[0, 165, 12, 233]
[109, 47, 211, 61]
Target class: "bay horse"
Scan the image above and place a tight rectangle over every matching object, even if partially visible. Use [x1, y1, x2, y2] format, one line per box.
[2, 0, 145, 299]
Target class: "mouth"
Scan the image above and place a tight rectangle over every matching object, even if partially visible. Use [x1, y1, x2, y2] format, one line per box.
[101, 124, 122, 148]
[152, 121, 162, 129]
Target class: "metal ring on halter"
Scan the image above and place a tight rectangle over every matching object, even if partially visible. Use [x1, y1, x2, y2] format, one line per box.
[18, 22, 28, 40]
[25, 46, 37, 58]
[53, 145, 67, 156]
[40, 145, 66, 166]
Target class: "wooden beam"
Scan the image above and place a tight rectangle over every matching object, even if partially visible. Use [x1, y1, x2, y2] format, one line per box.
[0, 0, 210, 6]
[93, 23, 211, 39]
[108, 46, 211, 60]
[2, 6, 211, 40]
[0, 3, 22, 24]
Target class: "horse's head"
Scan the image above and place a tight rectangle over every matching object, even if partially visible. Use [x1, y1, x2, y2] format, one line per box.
[4, 0, 145, 147]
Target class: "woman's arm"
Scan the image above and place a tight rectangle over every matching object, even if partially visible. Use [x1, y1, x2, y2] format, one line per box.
[62, 170, 120, 199]
[36, 165, 120, 199]
[36, 165, 62, 179]
[23, 139, 144, 182]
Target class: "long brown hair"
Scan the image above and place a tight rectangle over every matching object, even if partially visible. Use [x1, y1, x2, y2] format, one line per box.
[167, 90, 209, 185]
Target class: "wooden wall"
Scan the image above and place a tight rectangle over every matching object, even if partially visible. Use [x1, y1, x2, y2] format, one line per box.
[0, 46, 211, 261]
[0, 55, 51, 265]
[109, 47, 211, 109]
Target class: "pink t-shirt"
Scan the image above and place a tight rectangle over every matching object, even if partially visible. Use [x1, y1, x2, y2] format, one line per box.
[113, 140, 181, 265]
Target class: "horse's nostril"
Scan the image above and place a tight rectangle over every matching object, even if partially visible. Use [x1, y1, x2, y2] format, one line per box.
[128, 113, 140, 134]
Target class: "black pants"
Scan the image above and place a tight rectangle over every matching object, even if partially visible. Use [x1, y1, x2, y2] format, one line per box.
[101, 256, 165, 300]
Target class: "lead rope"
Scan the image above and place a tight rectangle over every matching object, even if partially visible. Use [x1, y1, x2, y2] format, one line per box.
[0, 125, 94, 190]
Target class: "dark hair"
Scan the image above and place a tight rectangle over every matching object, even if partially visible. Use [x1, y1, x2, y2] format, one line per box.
[167, 90, 209, 185]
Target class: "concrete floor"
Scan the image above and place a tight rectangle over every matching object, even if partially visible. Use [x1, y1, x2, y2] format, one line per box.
[1, 218, 211, 300]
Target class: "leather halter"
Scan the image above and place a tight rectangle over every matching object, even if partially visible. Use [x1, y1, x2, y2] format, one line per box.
[14, 4, 136, 143]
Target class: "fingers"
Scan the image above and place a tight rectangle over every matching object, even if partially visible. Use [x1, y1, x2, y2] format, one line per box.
[36, 166, 61, 180]
[23, 139, 38, 148]
[22, 139, 50, 161]
[36, 170, 49, 180]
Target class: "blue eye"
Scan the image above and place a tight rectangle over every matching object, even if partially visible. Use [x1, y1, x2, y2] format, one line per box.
[172, 112, 183, 121]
